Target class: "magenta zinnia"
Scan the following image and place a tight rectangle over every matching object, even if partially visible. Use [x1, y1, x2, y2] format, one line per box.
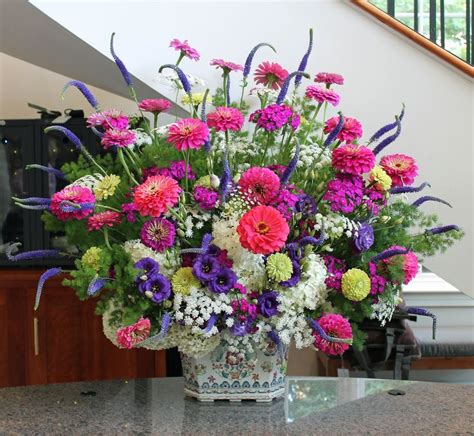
[238, 167, 281, 205]
[313, 314, 352, 356]
[314, 72, 344, 86]
[133, 175, 181, 217]
[140, 217, 176, 252]
[332, 144, 375, 175]
[380, 154, 418, 187]
[138, 99, 172, 114]
[254, 61, 289, 89]
[87, 109, 129, 131]
[207, 106, 244, 132]
[101, 129, 136, 149]
[87, 211, 121, 231]
[210, 59, 243, 72]
[305, 85, 340, 107]
[169, 38, 200, 61]
[50, 186, 95, 221]
[167, 118, 209, 151]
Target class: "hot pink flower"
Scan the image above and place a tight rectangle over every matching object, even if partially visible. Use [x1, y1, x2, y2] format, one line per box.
[138, 99, 172, 114]
[237, 205, 289, 255]
[324, 116, 363, 144]
[254, 61, 289, 90]
[116, 317, 151, 349]
[193, 186, 219, 210]
[305, 85, 340, 107]
[383, 245, 419, 285]
[210, 59, 243, 72]
[140, 217, 176, 252]
[238, 167, 281, 205]
[87, 211, 121, 231]
[332, 144, 375, 175]
[169, 38, 200, 61]
[167, 118, 209, 151]
[207, 106, 244, 132]
[101, 129, 136, 149]
[133, 175, 181, 217]
[87, 109, 129, 131]
[50, 186, 95, 221]
[313, 314, 352, 356]
[314, 72, 344, 86]
[380, 154, 418, 187]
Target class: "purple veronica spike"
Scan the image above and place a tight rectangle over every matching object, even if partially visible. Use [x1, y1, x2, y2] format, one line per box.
[219, 153, 232, 200]
[280, 141, 300, 184]
[371, 247, 409, 263]
[159, 64, 192, 94]
[13, 196, 51, 205]
[323, 112, 344, 147]
[35, 268, 62, 310]
[294, 28, 313, 87]
[62, 80, 99, 110]
[411, 196, 452, 208]
[226, 75, 231, 106]
[15, 204, 51, 211]
[203, 313, 218, 335]
[138, 313, 172, 346]
[425, 225, 460, 235]
[405, 307, 437, 339]
[200, 89, 209, 121]
[372, 116, 402, 156]
[267, 329, 285, 358]
[296, 194, 318, 215]
[299, 230, 325, 248]
[87, 277, 108, 296]
[276, 71, 310, 104]
[25, 164, 66, 180]
[243, 42, 276, 79]
[110, 33, 133, 87]
[201, 233, 213, 252]
[59, 201, 95, 213]
[369, 104, 405, 144]
[44, 126, 82, 150]
[390, 182, 430, 194]
[309, 319, 353, 344]
[6, 243, 61, 262]
[90, 127, 104, 138]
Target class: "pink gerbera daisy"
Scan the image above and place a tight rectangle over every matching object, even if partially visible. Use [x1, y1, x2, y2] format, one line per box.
[210, 59, 243, 72]
[237, 205, 289, 255]
[140, 217, 176, 252]
[380, 154, 418, 187]
[324, 116, 363, 144]
[87, 211, 121, 231]
[138, 99, 172, 114]
[167, 118, 209, 151]
[169, 38, 200, 61]
[382, 245, 419, 285]
[305, 85, 340, 107]
[116, 317, 151, 349]
[314, 72, 344, 86]
[206, 106, 244, 132]
[50, 186, 95, 221]
[133, 175, 181, 217]
[313, 314, 352, 356]
[332, 144, 375, 175]
[238, 167, 281, 205]
[101, 129, 136, 149]
[254, 61, 289, 90]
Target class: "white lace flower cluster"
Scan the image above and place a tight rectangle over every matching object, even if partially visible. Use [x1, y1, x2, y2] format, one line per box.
[212, 136, 259, 162]
[154, 71, 206, 89]
[174, 288, 233, 336]
[295, 141, 332, 170]
[132, 129, 152, 147]
[223, 332, 256, 357]
[169, 326, 221, 357]
[249, 86, 278, 101]
[177, 208, 212, 239]
[312, 212, 359, 241]
[370, 289, 402, 326]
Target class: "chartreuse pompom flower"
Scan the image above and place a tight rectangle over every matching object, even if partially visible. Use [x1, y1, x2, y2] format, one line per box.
[266, 253, 293, 282]
[341, 268, 371, 301]
[370, 165, 392, 191]
[82, 247, 103, 271]
[195, 175, 220, 190]
[181, 92, 211, 107]
[172, 267, 200, 295]
[94, 175, 121, 200]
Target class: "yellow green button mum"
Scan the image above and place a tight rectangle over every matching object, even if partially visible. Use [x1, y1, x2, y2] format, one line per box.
[341, 268, 371, 301]
[172, 267, 200, 295]
[266, 253, 293, 282]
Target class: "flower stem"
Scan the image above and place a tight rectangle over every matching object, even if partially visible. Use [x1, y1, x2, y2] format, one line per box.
[118, 148, 139, 185]
[302, 103, 323, 145]
[103, 228, 111, 249]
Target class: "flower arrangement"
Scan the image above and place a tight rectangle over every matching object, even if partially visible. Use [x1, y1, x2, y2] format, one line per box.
[11, 30, 462, 367]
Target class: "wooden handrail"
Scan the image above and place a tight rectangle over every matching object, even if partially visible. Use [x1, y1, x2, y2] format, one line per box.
[350, 0, 474, 78]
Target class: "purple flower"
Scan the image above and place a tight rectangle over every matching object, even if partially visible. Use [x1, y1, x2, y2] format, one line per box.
[323, 112, 344, 147]
[390, 182, 430, 194]
[193, 186, 218, 210]
[44, 126, 83, 150]
[276, 71, 310, 105]
[35, 268, 62, 310]
[280, 260, 301, 287]
[140, 313, 172, 345]
[294, 28, 313, 87]
[208, 267, 237, 294]
[411, 196, 451, 209]
[203, 313, 218, 334]
[257, 291, 280, 317]
[405, 306, 437, 339]
[62, 80, 99, 109]
[87, 277, 108, 296]
[140, 218, 176, 252]
[323, 174, 364, 213]
[372, 115, 402, 156]
[169, 160, 196, 180]
[354, 222, 375, 252]
[243, 42, 276, 79]
[229, 318, 251, 337]
[6, 243, 60, 262]
[135, 258, 160, 277]
[219, 153, 232, 200]
[121, 203, 138, 222]
[110, 33, 133, 87]
[280, 141, 300, 185]
[371, 247, 409, 263]
[25, 164, 66, 180]
[250, 104, 294, 132]
[425, 225, 460, 235]
[323, 255, 346, 290]
[159, 64, 192, 94]
[369, 104, 405, 144]
[141, 274, 171, 304]
[192, 254, 221, 282]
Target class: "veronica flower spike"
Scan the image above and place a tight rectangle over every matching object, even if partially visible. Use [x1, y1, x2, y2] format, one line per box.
[62, 80, 99, 110]
[35, 268, 63, 310]
[294, 28, 313, 88]
[411, 196, 452, 208]
[276, 71, 310, 105]
[368, 104, 405, 145]
[136, 313, 172, 346]
[110, 32, 133, 89]
[372, 115, 402, 156]
[6, 243, 61, 262]
[25, 164, 66, 180]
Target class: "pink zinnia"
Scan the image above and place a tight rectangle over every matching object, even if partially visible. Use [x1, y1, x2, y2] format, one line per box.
[313, 314, 352, 356]
[206, 106, 244, 132]
[237, 205, 289, 255]
[101, 129, 136, 149]
[238, 167, 280, 205]
[324, 116, 363, 144]
[140, 217, 175, 252]
[87, 109, 129, 131]
[314, 72, 344, 86]
[87, 211, 121, 231]
[305, 85, 340, 107]
[254, 61, 289, 90]
[133, 175, 181, 217]
[332, 144, 375, 175]
[210, 59, 243, 72]
[116, 317, 151, 349]
[138, 99, 172, 114]
[50, 186, 95, 221]
[380, 154, 418, 187]
[383, 245, 419, 285]
[169, 38, 200, 61]
[167, 118, 209, 151]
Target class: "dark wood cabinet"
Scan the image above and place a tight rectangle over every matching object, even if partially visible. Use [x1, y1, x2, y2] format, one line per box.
[0, 269, 166, 388]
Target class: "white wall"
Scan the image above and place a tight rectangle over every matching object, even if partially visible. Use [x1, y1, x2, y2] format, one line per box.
[27, 0, 474, 297]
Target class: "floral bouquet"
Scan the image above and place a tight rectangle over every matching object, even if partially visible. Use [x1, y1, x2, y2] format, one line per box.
[10, 30, 461, 400]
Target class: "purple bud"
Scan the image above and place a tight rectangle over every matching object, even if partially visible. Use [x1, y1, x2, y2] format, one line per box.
[280, 140, 300, 184]
[309, 318, 353, 344]
[390, 182, 430, 194]
[203, 313, 218, 335]
[44, 126, 83, 150]
[299, 231, 326, 248]
[35, 268, 62, 310]
[59, 201, 95, 213]
[201, 233, 213, 252]
[110, 33, 133, 87]
[323, 112, 344, 147]
[371, 247, 409, 263]
[159, 64, 192, 94]
[87, 277, 108, 296]
[411, 196, 452, 208]
[243, 42, 276, 78]
[7, 243, 61, 262]
[369, 104, 405, 144]
[13, 196, 51, 205]
[372, 115, 402, 156]
[405, 306, 437, 339]
[26, 165, 66, 180]
[294, 28, 313, 87]
[62, 80, 99, 110]
[425, 225, 460, 235]
[138, 313, 171, 346]
[276, 71, 310, 104]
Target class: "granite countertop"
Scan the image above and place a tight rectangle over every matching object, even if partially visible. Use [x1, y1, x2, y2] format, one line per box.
[0, 377, 473, 435]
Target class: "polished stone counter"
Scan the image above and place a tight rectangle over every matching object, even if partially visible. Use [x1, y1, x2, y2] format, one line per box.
[0, 377, 473, 434]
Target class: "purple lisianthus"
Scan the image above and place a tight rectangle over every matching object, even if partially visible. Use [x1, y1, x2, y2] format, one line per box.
[257, 291, 280, 317]
[135, 257, 160, 277]
[354, 222, 375, 252]
[193, 186, 219, 210]
[229, 318, 250, 337]
[208, 267, 237, 294]
[192, 254, 221, 282]
[141, 274, 171, 304]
